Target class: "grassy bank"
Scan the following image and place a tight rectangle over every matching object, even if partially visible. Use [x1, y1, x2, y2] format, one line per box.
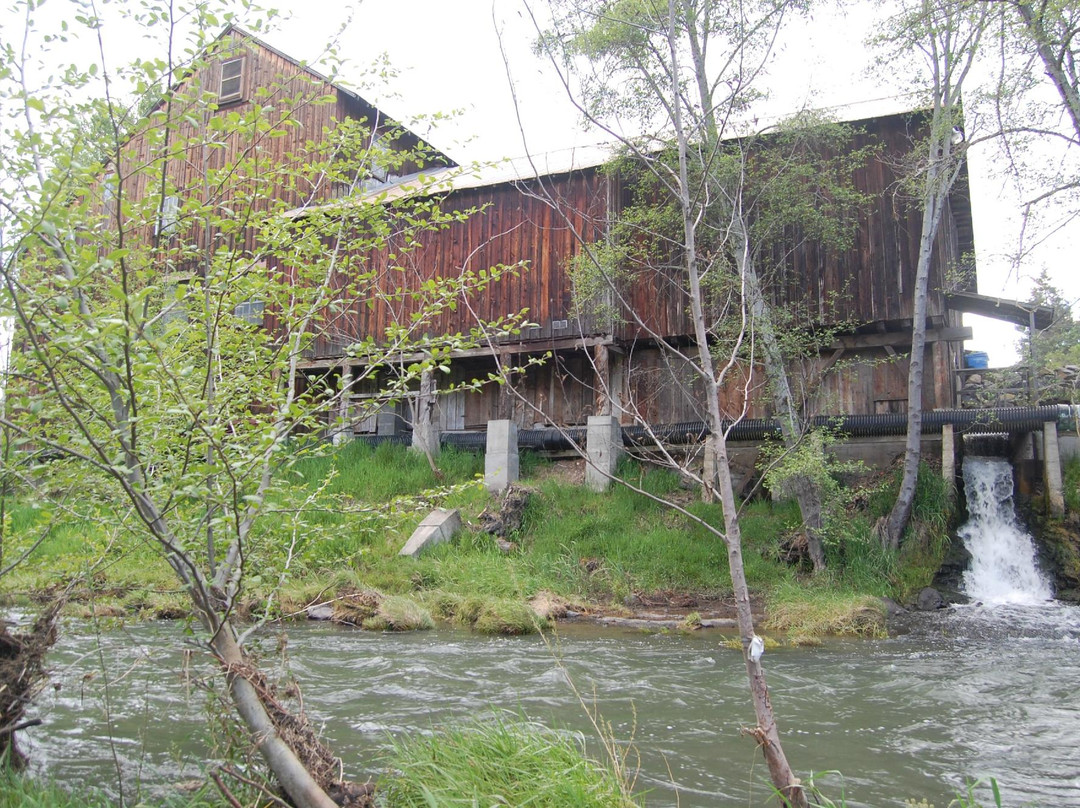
[0, 441, 955, 637]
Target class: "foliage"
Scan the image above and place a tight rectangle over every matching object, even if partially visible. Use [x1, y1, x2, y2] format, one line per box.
[377, 713, 639, 808]
[0, 771, 113, 808]
[1064, 455, 1080, 514]
[1015, 271, 1080, 405]
[759, 429, 876, 549]
[0, 5, 532, 803]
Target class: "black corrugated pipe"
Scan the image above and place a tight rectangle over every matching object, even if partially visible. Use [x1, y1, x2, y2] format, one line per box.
[429, 405, 1076, 452]
[349, 405, 1074, 452]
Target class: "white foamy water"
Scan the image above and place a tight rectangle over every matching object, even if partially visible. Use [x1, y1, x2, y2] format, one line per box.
[960, 457, 1053, 604]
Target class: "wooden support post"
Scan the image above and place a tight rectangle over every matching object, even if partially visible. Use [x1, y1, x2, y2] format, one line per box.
[1044, 420, 1065, 518]
[411, 367, 440, 459]
[594, 343, 611, 417]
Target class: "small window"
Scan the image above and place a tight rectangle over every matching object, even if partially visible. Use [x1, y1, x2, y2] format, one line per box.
[103, 172, 117, 220]
[234, 299, 265, 326]
[156, 194, 179, 237]
[219, 56, 245, 104]
[359, 133, 403, 192]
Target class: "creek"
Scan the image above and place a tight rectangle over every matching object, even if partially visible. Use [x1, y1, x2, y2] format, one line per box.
[25, 603, 1080, 808]
[23, 457, 1080, 807]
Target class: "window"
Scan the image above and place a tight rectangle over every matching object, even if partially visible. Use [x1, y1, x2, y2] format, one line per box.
[233, 299, 265, 326]
[155, 194, 179, 237]
[218, 56, 245, 104]
[103, 172, 118, 220]
[359, 133, 403, 192]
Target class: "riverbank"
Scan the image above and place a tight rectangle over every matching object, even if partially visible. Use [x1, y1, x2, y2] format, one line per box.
[0, 441, 960, 638]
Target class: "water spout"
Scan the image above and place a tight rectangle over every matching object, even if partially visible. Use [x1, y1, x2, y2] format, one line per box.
[959, 457, 1052, 605]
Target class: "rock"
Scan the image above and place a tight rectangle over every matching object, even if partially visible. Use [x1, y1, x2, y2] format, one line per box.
[478, 485, 531, 537]
[529, 591, 569, 620]
[495, 538, 517, 554]
[879, 597, 906, 618]
[966, 373, 983, 385]
[915, 587, 945, 611]
[306, 605, 334, 621]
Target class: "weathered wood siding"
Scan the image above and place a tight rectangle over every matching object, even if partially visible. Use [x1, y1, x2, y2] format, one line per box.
[614, 113, 974, 341]
[93, 30, 440, 274]
[623, 338, 960, 423]
[301, 172, 609, 360]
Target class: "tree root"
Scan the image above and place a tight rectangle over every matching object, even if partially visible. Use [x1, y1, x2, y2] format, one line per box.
[0, 602, 61, 770]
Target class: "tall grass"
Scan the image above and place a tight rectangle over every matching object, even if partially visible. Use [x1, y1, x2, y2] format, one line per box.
[0, 769, 111, 808]
[378, 713, 639, 807]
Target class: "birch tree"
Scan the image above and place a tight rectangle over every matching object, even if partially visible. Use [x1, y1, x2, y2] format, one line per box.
[0, 3, 517, 803]
[528, 0, 844, 802]
[879, 0, 987, 549]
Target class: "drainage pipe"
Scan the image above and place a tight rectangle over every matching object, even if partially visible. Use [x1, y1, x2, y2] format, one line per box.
[353, 405, 1076, 451]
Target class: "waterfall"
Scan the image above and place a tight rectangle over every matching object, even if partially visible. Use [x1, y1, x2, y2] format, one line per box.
[959, 457, 1053, 604]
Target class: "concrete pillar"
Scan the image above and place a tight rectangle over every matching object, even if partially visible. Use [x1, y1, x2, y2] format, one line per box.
[332, 364, 353, 446]
[485, 420, 519, 493]
[410, 367, 439, 458]
[585, 415, 622, 492]
[376, 411, 399, 436]
[1043, 421, 1065, 517]
[941, 423, 956, 499]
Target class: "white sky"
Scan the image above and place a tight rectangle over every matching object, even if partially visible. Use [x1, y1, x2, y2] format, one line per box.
[7, 0, 1078, 364]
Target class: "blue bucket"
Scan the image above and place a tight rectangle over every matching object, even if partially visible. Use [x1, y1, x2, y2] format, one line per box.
[964, 351, 989, 369]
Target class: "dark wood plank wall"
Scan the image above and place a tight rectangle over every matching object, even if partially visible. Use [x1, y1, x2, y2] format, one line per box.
[625, 341, 958, 423]
[614, 114, 971, 341]
[302, 172, 609, 359]
[94, 32, 436, 273]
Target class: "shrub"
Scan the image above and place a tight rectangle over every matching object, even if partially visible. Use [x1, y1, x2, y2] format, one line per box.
[378, 714, 639, 807]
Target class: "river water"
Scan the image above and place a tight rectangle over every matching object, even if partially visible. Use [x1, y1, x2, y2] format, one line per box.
[23, 458, 1080, 806]
[27, 603, 1080, 808]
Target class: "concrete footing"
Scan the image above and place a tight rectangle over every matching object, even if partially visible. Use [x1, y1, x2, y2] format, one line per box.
[485, 420, 519, 493]
[941, 423, 956, 498]
[586, 415, 622, 492]
[1044, 421, 1065, 517]
[376, 411, 399, 436]
[399, 508, 462, 558]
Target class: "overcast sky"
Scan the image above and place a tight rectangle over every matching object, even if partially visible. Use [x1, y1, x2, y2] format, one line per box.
[10, 0, 1078, 364]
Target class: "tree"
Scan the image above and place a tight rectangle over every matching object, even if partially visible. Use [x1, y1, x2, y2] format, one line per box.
[1009, 1, 1080, 142]
[524, 0, 869, 802]
[879, 0, 987, 549]
[1017, 271, 1080, 404]
[0, 4, 518, 803]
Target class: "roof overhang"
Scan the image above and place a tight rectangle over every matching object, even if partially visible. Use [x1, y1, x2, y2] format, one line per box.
[946, 291, 1054, 330]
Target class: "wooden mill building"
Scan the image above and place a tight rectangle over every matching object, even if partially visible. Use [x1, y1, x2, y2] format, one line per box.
[97, 27, 982, 440]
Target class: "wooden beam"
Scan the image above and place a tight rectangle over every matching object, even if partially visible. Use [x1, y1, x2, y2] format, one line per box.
[832, 326, 972, 351]
[296, 336, 609, 370]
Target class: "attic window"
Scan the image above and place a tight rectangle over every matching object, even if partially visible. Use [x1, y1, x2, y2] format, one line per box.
[219, 56, 245, 104]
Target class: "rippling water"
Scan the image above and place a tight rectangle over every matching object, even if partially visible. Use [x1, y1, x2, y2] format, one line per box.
[27, 604, 1080, 807]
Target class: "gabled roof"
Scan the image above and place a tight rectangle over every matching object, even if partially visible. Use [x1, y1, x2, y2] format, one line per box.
[140, 24, 454, 168]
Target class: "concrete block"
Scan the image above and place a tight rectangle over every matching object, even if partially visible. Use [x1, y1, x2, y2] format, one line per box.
[485, 420, 519, 493]
[586, 415, 622, 492]
[399, 508, 462, 558]
[1043, 421, 1065, 518]
[376, 411, 399, 436]
[942, 423, 956, 498]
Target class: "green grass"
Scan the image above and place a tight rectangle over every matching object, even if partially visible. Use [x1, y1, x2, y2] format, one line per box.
[1064, 455, 1080, 514]
[378, 713, 639, 808]
[765, 581, 886, 637]
[0, 441, 952, 636]
[0, 770, 112, 808]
